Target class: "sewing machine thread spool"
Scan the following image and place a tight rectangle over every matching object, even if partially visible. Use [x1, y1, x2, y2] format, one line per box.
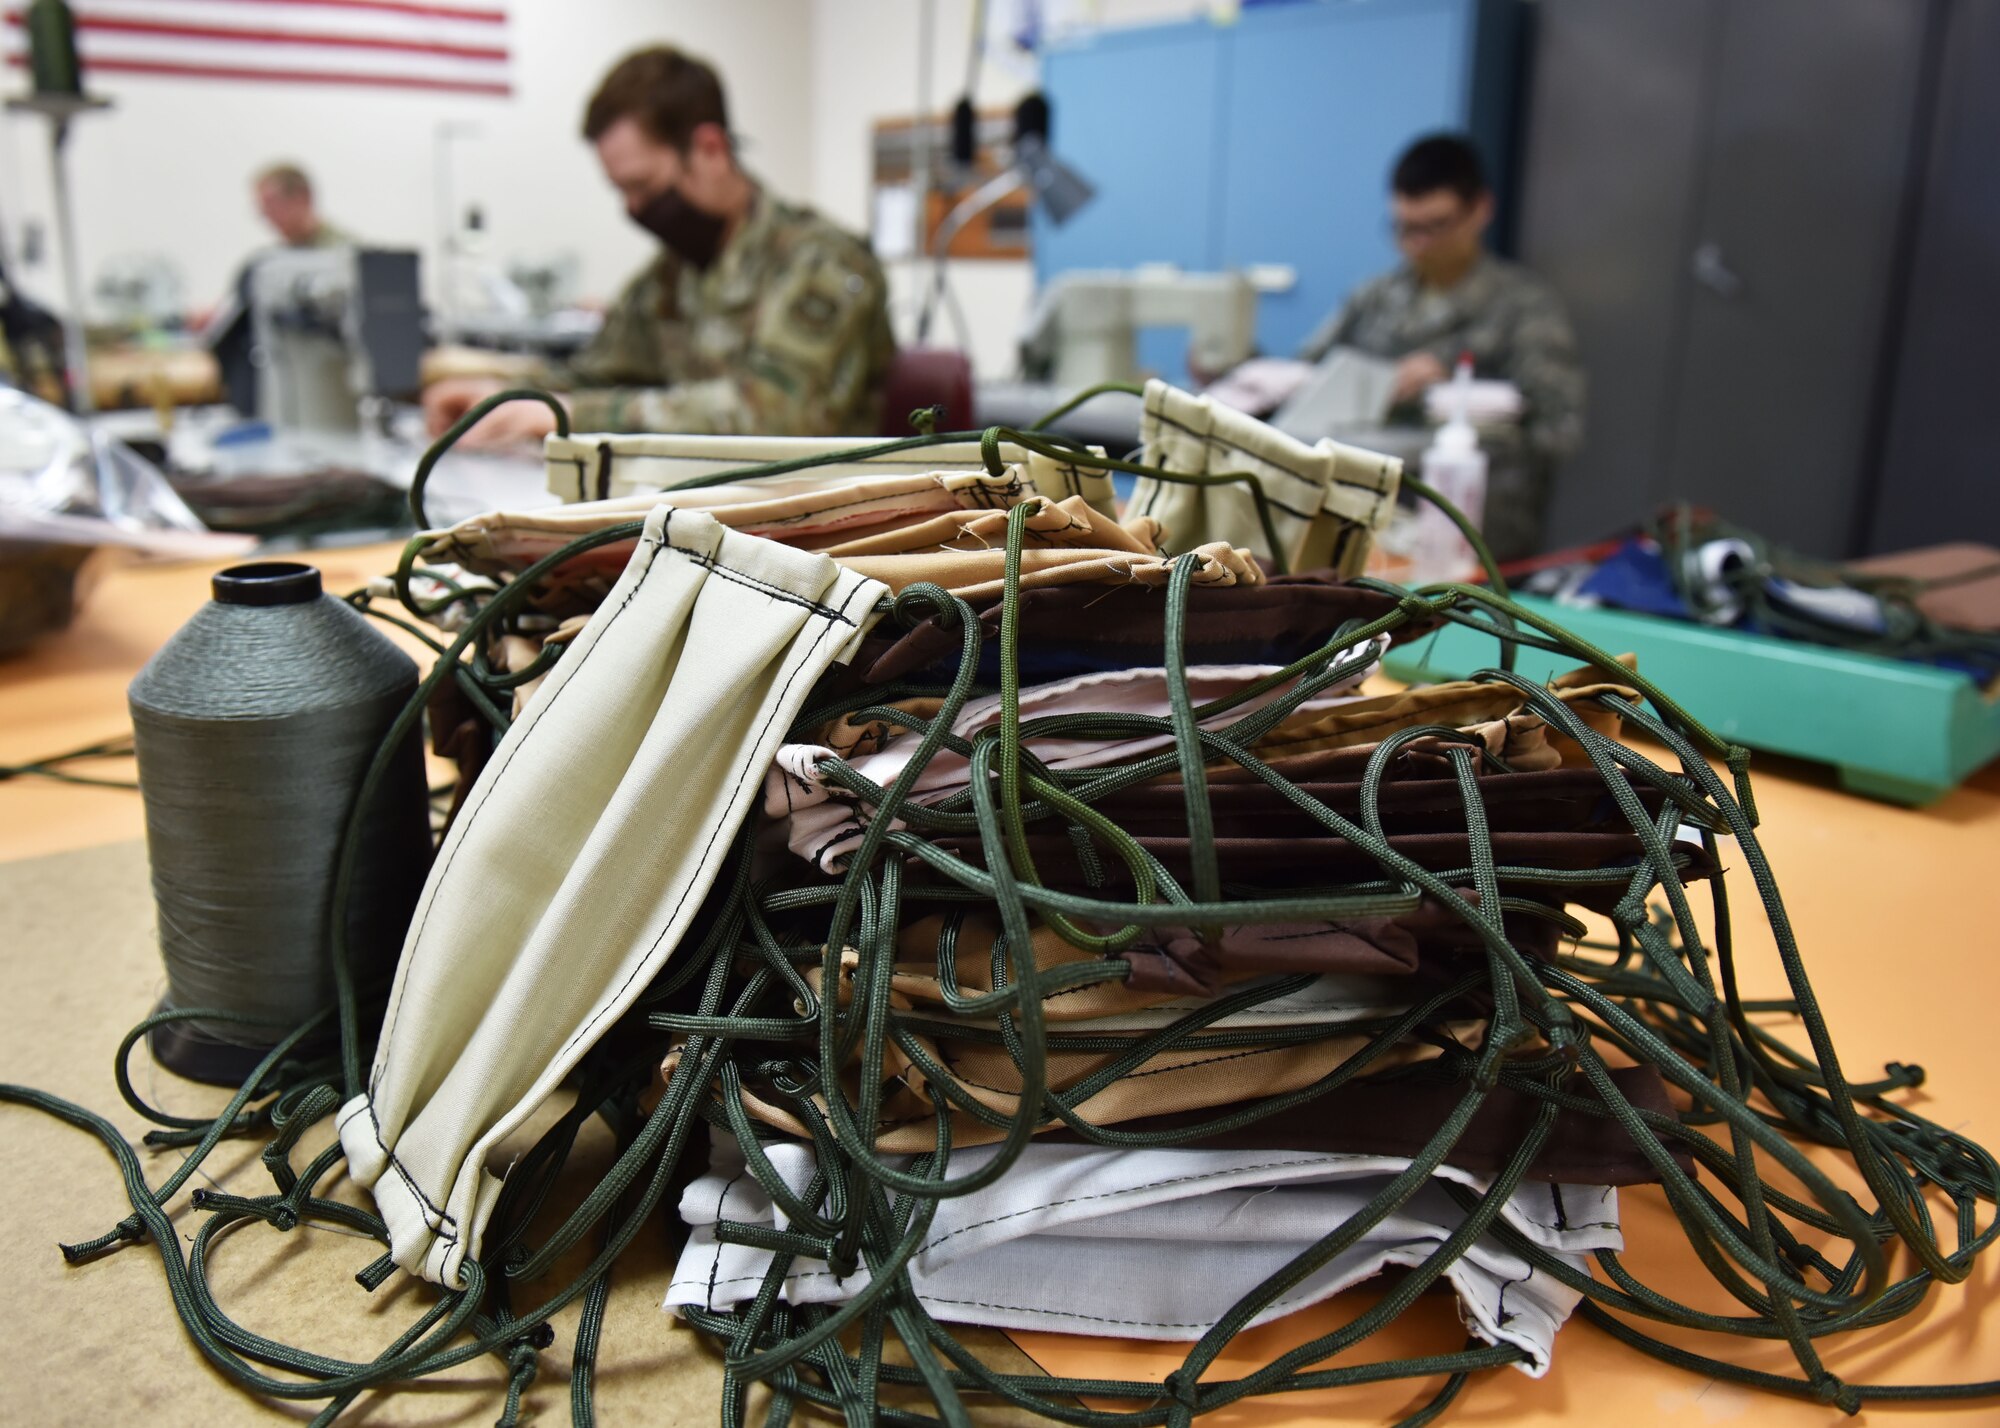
[128, 561, 432, 1085]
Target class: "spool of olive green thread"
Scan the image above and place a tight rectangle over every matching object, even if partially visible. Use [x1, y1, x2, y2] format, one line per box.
[128, 562, 432, 1085]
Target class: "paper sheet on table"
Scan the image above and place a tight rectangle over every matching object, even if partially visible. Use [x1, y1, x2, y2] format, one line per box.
[1270, 347, 1402, 442]
[1204, 357, 1317, 417]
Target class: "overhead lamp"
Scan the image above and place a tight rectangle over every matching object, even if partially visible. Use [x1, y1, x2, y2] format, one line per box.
[917, 92, 1097, 343]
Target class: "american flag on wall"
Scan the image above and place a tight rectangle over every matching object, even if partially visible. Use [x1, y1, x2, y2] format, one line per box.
[4, 0, 511, 97]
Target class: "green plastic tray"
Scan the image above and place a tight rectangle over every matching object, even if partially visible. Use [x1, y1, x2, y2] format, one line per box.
[1382, 595, 2000, 806]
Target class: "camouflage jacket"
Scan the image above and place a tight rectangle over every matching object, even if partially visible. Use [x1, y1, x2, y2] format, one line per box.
[562, 184, 895, 437]
[1297, 254, 1585, 466]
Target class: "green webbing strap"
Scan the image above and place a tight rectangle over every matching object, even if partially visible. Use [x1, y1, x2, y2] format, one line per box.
[5, 387, 1998, 1425]
[407, 388, 570, 530]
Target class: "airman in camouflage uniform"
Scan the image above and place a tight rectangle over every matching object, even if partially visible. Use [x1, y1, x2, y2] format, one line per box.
[1291, 134, 1586, 562]
[1299, 254, 1584, 468]
[423, 47, 896, 447]
[562, 183, 895, 437]
[1299, 254, 1585, 563]
[253, 163, 353, 250]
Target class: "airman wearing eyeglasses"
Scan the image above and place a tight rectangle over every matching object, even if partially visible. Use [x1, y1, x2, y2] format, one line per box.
[1299, 133, 1584, 560]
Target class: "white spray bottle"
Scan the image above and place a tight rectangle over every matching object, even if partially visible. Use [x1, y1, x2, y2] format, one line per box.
[1411, 351, 1488, 584]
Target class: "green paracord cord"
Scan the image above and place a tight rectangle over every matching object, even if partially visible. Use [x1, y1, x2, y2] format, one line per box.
[3, 391, 1995, 1426]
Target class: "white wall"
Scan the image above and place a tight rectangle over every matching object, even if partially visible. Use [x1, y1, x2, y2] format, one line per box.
[0, 0, 1212, 368]
[807, 0, 1034, 379]
[0, 1, 813, 319]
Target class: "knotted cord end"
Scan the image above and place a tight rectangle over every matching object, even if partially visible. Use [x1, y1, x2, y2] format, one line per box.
[1810, 1371, 1860, 1415]
[59, 1213, 146, 1263]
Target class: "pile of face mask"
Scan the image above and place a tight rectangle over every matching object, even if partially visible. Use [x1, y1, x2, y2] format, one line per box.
[639, 550, 1690, 1392]
[14, 384, 1997, 1428]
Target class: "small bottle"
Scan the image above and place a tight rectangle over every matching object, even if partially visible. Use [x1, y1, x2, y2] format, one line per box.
[1411, 351, 1489, 584]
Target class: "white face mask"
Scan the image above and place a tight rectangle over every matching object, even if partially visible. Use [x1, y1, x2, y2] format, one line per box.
[673, 1133, 1621, 1377]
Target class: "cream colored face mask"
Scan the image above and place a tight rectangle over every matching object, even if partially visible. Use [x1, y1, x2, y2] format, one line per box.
[544, 431, 1120, 522]
[1127, 378, 1401, 575]
[340, 506, 886, 1286]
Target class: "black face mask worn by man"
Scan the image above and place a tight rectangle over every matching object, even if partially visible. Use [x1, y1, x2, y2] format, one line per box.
[631, 184, 729, 271]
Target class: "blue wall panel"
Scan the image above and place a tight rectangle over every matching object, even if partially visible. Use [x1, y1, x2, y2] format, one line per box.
[1033, 22, 1222, 274]
[1217, 0, 1471, 356]
[1037, 0, 1513, 378]
[1035, 22, 1223, 383]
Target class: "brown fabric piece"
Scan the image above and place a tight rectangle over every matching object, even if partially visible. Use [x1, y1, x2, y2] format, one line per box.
[715, 918, 1476, 1156]
[820, 495, 1161, 561]
[875, 905, 1502, 1021]
[851, 572, 1412, 688]
[882, 913, 1158, 1022]
[834, 536, 1262, 603]
[1054, 1064, 1696, 1187]
[415, 470, 1039, 620]
[941, 831, 1719, 915]
[1116, 893, 1563, 998]
[434, 485, 1255, 610]
[495, 616, 587, 716]
[1117, 919, 1427, 993]
[1217, 738, 1458, 785]
[1092, 768, 1660, 841]
[715, 1018, 1463, 1156]
[812, 697, 949, 762]
[1252, 664, 1638, 766]
[426, 668, 495, 830]
[923, 761, 1694, 912]
[419, 470, 1033, 576]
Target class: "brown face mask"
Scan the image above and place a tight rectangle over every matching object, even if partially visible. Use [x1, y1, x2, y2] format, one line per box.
[630, 184, 728, 270]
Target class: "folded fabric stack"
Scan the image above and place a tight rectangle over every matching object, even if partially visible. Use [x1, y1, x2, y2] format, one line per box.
[656, 570, 1689, 1374]
[20, 383, 1999, 1428]
[369, 383, 1658, 1362]
[326, 382, 1962, 1423]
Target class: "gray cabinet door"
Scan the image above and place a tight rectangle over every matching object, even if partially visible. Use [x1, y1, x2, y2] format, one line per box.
[1518, 0, 1714, 548]
[1662, 0, 1930, 557]
[1866, 0, 2000, 555]
[1527, 0, 1934, 557]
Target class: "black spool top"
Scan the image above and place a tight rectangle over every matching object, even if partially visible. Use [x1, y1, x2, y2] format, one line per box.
[212, 562, 323, 607]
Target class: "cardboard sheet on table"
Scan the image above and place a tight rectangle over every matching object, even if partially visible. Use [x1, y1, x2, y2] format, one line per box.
[0, 839, 1052, 1426]
[1850, 542, 2000, 632]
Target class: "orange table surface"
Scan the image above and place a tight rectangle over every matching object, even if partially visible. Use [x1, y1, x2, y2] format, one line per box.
[4, 547, 2000, 1425]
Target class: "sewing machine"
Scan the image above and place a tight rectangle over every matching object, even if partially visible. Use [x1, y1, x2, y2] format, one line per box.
[219, 247, 423, 434]
[1017, 266, 1259, 390]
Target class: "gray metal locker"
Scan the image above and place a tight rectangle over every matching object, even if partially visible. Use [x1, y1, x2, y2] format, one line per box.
[1519, 0, 1934, 557]
[1864, 0, 2000, 555]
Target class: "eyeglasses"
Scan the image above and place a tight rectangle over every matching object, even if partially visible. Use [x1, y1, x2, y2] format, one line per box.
[1389, 210, 1469, 242]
